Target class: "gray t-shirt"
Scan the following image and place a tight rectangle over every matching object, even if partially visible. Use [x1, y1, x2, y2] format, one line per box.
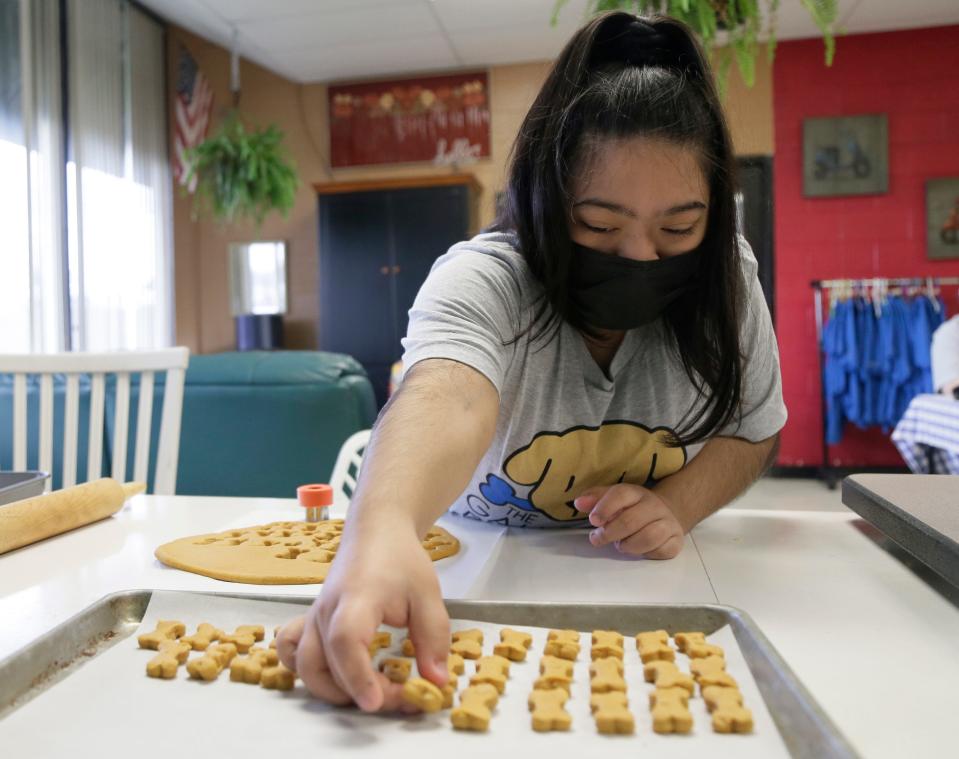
[400, 231, 787, 528]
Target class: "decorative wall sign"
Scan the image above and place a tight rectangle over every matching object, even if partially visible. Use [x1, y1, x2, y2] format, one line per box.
[802, 114, 888, 197]
[329, 71, 490, 169]
[926, 177, 959, 260]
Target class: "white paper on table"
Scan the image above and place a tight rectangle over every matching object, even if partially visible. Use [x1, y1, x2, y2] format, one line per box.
[151, 508, 507, 600]
[1, 591, 791, 758]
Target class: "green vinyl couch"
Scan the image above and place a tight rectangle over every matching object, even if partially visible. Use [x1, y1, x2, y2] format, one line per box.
[0, 351, 377, 497]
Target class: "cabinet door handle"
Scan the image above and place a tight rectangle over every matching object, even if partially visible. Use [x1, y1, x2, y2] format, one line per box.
[380, 266, 389, 275]
[392, 265, 401, 274]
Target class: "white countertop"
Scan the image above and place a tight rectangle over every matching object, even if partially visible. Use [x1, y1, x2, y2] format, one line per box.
[2, 493, 957, 757]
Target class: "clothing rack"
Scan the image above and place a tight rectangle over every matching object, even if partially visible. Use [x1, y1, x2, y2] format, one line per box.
[809, 276, 959, 487]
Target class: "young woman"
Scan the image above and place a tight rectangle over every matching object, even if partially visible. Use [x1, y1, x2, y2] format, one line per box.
[278, 11, 786, 712]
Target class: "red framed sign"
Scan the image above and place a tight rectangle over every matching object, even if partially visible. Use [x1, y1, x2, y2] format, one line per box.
[329, 71, 490, 169]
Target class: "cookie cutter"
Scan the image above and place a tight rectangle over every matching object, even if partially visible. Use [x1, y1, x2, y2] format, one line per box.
[296, 483, 333, 522]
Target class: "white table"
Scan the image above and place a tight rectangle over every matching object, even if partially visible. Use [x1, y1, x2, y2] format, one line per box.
[2, 494, 957, 758]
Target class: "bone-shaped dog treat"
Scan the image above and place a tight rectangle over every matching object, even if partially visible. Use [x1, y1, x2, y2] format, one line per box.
[540, 655, 574, 677]
[589, 657, 626, 693]
[220, 629, 256, 654]
[269, 625, 281, 650]
[249, 646, 279, 666]
[236, 624, 265, 642]
[544, 629, 580, 661]
[451, 639, 483, 660]
[493, 628, 533, 662]
[591, 630, 624, 660]
[448, 653, 465, 676]
[690, 654, 726, 680]
[470, 655, 511, 693]
[590, 691, 635, 735]
[698, 671, 738, 691]
[145, 640, 191, 679]
[702, 685, 742, 713]
[368, 631, 392, 657]
[651, 688, 693, 734]
[379, 657, 412, 684]
[187, 642, 238, 681]
[636, 630, 669, 649]
[673, 631, 706, 653]
[528, 688, 571, 732]
[686, 641, 725, 660]
[648, 686, 690, 708]
[401, 637, 416, 657]
[137, 620, 186, 650]
[635, 629, 675, 663]
[644, 660, 695, 694]
[451, 683, 499, 731]
[452, 629, 483, 645]
[589, 656, 623, 677]
[261, 663, 296, 690]
[181, 623, 222, 652]
[534, 655, 573, 693]
[230, 648, 279, 684]
[712, 696, 753, 733]
[402, 677, 444, 712]
[441, 681, 456, 709]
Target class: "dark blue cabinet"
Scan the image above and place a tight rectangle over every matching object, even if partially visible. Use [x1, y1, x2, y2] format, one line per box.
[318, 178, 475, 408]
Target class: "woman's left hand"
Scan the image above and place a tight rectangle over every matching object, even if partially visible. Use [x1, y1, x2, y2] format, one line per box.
[573, 483, 684, 559]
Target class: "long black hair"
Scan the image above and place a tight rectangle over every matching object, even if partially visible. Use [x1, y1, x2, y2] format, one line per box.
[492, 11, 744, 447]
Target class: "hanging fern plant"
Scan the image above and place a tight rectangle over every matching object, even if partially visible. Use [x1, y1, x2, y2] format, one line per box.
[552, 0, 841, 91]
[183, 114, 299, 225]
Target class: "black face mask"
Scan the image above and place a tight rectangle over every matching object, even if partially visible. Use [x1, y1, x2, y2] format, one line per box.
[568, 243, 700, 330]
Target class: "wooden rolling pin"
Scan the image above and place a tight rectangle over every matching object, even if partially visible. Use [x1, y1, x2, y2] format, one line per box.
[0, 478, 145, 555]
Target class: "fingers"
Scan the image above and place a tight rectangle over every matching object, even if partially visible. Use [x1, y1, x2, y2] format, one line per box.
[324, 600, 385, 712]
[294, 612, 353, 706]
[276, 615, 306, 670]
[589, 502, 659, 547]
[408, 584, 451, 687]
[615, 518, 684, 558]
[583, 484, 647, 528]
[644, 534, 685, 560]
[572, 486, 607, 515]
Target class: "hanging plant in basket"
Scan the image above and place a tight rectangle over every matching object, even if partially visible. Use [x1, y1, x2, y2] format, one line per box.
[183, 114, 299, 225]
[552, 0, 841, 91]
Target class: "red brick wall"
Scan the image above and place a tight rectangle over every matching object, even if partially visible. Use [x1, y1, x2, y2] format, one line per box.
[773, 26, 959, 467]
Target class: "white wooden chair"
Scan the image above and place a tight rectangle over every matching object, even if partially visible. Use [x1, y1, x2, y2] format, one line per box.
[0, 348, 189, 494]
[329, 428, 371, 511]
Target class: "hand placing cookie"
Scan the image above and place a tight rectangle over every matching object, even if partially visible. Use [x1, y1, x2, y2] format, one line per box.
[573, 483, 685, 559]
[276, 523, 451, 713]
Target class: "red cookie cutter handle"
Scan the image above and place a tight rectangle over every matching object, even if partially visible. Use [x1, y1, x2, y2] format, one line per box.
[298, 484, 333, 522]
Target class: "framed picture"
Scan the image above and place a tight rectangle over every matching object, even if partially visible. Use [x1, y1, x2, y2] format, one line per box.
[926, 177, 959, 260]
[802, 114, 889, 197]
[329, 71, 490, 169]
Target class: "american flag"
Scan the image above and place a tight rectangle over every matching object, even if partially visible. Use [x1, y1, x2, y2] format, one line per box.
[173, 45, 213, 192]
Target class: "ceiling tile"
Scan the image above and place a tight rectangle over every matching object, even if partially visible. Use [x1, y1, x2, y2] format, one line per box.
[285, 33, 460, 83]
[201, 0, 417, 24]
[448, 23, 575, 67]
[238, 2, 441, 51]
[431, 0, 589, 33]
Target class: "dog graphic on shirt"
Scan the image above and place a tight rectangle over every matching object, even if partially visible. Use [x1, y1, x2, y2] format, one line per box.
[477, 421, 686, 523]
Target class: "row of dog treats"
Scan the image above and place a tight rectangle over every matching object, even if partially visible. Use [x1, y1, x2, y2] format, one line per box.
[138, 620, 295, 689]
[641, 630, 754, 734]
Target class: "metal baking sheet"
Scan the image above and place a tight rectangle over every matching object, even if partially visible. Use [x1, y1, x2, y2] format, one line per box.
[0, 471, 48, 506]
[0, 590, 856, 758]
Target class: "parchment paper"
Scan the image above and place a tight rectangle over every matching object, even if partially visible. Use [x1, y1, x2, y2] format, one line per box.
[1, 591, 790, 757]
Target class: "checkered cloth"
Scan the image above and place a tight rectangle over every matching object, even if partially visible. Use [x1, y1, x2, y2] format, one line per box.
[891, 393, 959, 474]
